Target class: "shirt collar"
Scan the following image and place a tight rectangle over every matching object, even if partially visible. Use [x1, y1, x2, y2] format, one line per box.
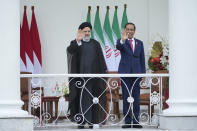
[128, 38, 135, 41]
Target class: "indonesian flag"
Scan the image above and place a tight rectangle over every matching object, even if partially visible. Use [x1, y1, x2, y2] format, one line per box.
[20, 25, 26, 72]
[22, 6, 34, 73]
[30, 6, 42, 74]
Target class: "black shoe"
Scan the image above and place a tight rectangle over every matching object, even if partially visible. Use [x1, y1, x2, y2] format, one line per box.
[133, 124, 143, 128]
[122, 124, 132, 128]
[89, 125, 93, 129]
[78, 125, 85, 129]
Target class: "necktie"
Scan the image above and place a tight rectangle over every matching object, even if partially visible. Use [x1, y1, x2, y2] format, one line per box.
[129, 39, 134, 52]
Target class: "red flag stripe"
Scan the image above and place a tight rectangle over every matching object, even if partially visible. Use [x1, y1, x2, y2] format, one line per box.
[22, 7, 34, 64]
[30, 7, 42, 66]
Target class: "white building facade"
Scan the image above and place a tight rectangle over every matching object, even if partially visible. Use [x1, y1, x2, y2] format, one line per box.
[0, 0, 197, 130]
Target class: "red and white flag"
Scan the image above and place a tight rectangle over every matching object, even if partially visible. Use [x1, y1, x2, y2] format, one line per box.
[20, 25, 27, 72]
[22, 6, 34, 73]
[30, 6, 42, 74]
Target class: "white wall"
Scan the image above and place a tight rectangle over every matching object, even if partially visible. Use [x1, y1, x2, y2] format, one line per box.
[20, 0, 168, 74]
[149, 0, 169, 39]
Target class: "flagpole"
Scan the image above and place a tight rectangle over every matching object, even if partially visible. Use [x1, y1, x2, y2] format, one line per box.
[124, 4, 127, 9]
[97, 6, 99, 15]
[88, 6, 91, 14]
[31, 5, 34, 11]
[107, 6, 109, 11]
[107, 6, 109, 19]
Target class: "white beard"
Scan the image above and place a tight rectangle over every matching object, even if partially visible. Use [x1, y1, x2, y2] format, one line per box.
[83, 36, 91, 42]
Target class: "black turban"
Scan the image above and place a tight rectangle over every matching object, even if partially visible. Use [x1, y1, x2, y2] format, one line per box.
[78, 22, 92, 30]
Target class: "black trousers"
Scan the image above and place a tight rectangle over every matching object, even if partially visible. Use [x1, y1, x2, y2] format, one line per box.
[121, 77, 141, 124]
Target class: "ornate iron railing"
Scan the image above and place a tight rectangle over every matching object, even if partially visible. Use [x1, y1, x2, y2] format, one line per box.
[20, 73, 169, 129]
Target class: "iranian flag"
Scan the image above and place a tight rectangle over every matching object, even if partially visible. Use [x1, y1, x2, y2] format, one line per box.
[103, 7, 116, 71]
[30, 6, 42, 74]
[93, 7, 107, 63]
[93, 6, 105, 50]
[22, 6, 34, 73]
[121, 4, 128, 30]
[112, 6, 121, 71]
[86, 6, 93, 39]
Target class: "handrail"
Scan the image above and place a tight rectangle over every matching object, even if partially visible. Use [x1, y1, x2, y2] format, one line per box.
[20, 73, 169, 78]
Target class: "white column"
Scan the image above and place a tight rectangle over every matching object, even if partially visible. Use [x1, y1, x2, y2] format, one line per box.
[160, 0, 197, 129]
[0, 0, 33, 131]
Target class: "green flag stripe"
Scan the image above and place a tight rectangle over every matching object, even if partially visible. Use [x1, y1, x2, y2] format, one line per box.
[94, 9, 105, 45]
[121, 7, 128, 29]
[112, 8, 121, 39]
[86, 11, 90, 23]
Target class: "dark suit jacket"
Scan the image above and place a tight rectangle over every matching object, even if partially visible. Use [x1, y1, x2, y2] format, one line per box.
[116, 38, 146, 74]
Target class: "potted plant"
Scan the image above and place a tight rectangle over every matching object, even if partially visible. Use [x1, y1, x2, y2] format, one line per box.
[148, 34, 169, 109]
[148, 38, 169, 72]
[62, 82, 69, 101]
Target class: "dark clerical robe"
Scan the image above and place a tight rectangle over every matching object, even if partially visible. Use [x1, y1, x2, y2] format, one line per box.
[67, 39, 107, 124]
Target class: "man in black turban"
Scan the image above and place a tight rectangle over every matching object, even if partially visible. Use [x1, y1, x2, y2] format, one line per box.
[78, 22, 92, 30]
[67, 22, 107, 128]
